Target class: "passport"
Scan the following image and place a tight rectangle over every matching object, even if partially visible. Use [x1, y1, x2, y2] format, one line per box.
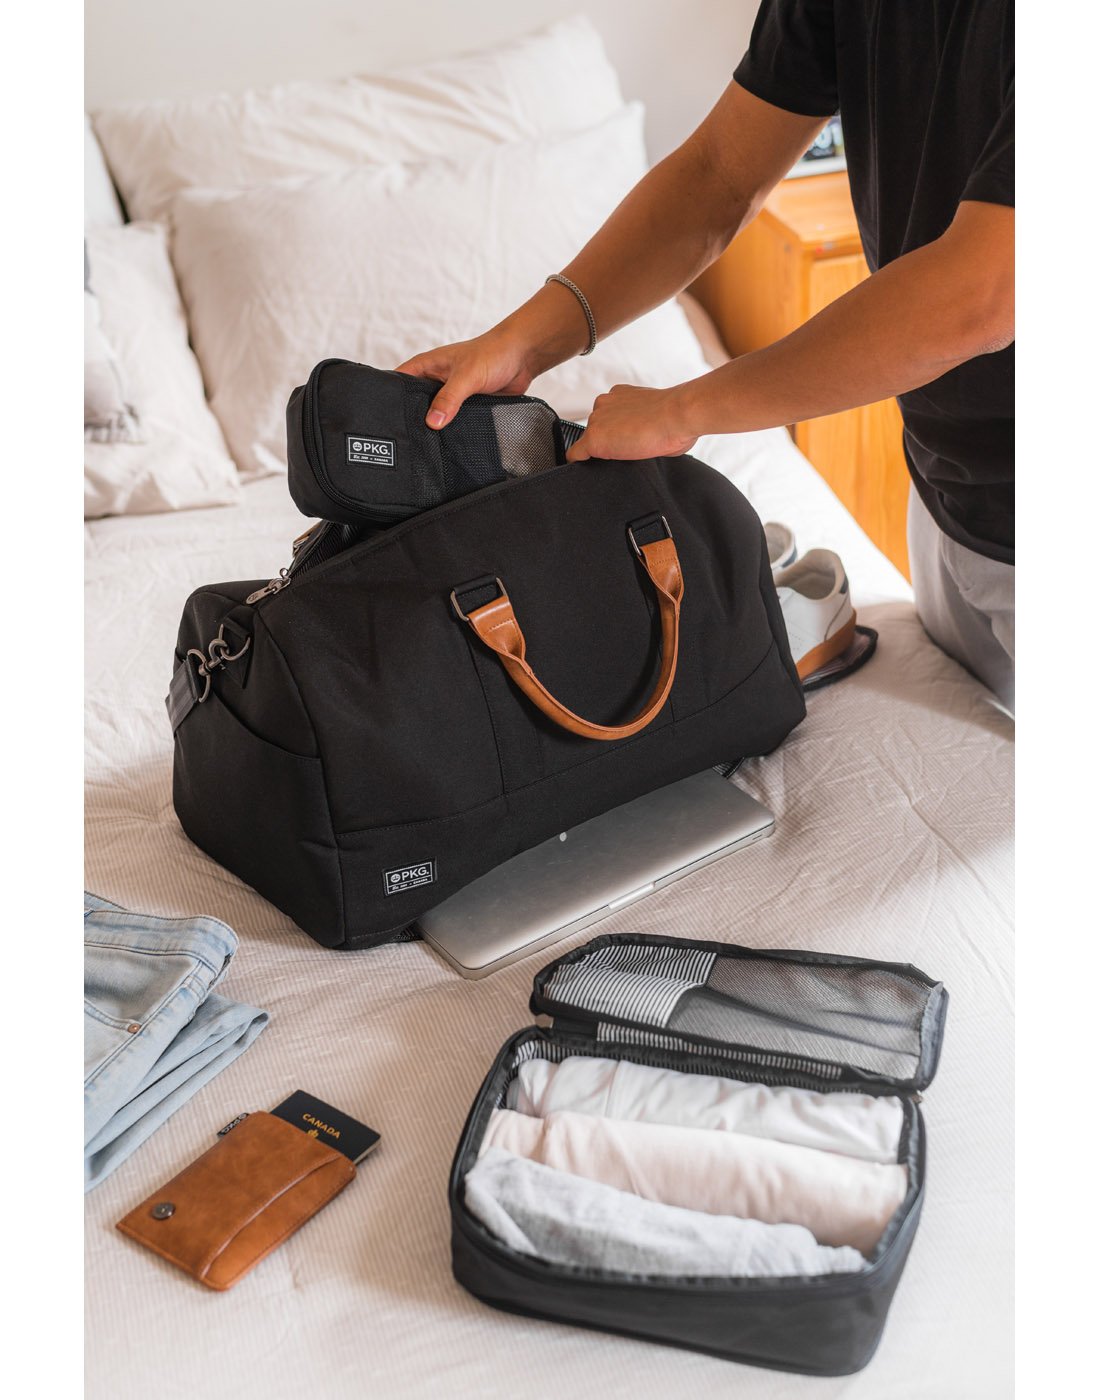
[270, 1090, 381, 1164]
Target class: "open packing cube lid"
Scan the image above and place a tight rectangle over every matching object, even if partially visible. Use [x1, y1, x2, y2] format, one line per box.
[530, 934, 948, 1096]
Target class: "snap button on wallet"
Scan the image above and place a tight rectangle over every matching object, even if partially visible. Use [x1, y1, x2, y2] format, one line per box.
[115, 1111, 355, 1290]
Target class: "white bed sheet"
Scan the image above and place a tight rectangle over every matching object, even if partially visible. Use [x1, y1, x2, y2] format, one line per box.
[85, 425, 1013, 1399]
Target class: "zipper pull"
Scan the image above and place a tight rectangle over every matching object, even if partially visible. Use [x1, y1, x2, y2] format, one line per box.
[246, 520, 326, 604]
[246, 571, 290, 605]
[291, 522, 322, 556]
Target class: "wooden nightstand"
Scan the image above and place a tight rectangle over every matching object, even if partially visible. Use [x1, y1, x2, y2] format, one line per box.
[692, 171, 911, 578]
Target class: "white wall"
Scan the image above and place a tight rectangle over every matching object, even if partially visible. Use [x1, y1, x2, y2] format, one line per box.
[84, 0, 759, 161]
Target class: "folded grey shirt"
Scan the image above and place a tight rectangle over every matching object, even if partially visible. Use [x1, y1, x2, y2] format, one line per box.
[464, 1147, 866, 1278]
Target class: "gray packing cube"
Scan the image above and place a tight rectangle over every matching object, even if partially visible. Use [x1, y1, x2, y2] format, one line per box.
[448, 933, 948, 1376]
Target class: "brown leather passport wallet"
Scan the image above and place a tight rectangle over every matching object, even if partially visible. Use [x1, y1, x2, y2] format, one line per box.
[116, 1111, 355, 1290]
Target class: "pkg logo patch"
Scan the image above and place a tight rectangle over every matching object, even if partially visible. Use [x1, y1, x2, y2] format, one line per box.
[383, 861, 436, 895]
[346, 434, 396, 468]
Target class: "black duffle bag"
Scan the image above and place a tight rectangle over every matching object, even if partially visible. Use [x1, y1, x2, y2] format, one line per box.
[168, 382, 806, 950]
[450, 933, 948, 1375]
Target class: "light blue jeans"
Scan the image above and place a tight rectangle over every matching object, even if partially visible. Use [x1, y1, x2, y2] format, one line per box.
[84, 894, 269, 1192]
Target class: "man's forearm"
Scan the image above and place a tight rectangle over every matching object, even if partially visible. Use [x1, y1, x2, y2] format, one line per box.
[493, 83, 827, 378]
[676, 201, 1016, 436]
[496, 143, 755, 376]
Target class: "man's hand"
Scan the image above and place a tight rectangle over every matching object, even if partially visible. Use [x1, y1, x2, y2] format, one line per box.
[395, 331, 534, 428]
[566, 384, 698, 462]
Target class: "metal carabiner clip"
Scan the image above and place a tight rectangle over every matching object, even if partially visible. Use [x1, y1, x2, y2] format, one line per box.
[186, 626, 252, 705]
[206, 624, 251, 670]
[185, 647, 213, 704]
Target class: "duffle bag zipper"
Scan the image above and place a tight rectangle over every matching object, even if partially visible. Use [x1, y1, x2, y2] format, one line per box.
[246, 573, 290, 604]
[245, 521, 325, 604]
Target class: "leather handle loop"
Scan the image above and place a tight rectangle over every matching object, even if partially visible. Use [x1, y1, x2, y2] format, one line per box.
[458, 528, 684, 742]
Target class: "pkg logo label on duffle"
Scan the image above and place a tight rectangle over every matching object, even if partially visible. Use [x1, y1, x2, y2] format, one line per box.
[383, 861, 436, 895]
[347, 434, 396, 468]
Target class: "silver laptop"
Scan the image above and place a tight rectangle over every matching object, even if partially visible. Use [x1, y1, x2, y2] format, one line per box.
[416, 769, 774, 979]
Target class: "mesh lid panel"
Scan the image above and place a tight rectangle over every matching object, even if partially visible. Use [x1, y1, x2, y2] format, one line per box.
[534, 935, 947, 1092]
[490, 401, 560, 477]
[440, 396, 567, 494]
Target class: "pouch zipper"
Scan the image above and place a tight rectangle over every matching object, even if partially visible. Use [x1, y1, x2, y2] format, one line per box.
[534, 1016, 861, 1095]
[302, 360, 329, 483]
[541, 1012, 891, 1094]
[532, 1022, 908, 1099]
[300, 357, 356, 519]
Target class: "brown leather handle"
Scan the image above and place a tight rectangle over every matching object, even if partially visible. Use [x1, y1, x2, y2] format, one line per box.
[455, 524, 684, 742]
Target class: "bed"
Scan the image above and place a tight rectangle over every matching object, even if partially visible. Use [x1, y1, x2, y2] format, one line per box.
[84, 21, 1013, 1397]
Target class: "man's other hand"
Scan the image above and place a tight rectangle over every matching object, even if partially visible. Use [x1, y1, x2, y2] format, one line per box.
[566, 383, 698, 462]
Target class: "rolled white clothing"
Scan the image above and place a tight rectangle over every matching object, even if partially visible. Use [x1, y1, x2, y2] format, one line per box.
[507, 1055, 904, 1164]
[481, 1108, 908, 1253]
[465, 1147, 866, 1277]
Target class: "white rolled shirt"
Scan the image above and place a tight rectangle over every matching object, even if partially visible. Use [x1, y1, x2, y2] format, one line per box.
[507, 1055, 904, 1164]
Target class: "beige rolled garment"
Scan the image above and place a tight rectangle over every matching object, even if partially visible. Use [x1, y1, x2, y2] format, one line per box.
[481, 1108, 908, 1253]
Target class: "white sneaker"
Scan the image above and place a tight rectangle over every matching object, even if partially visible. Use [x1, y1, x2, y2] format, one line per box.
[765, 521, 797, 572]
[773, 549, 858, 681]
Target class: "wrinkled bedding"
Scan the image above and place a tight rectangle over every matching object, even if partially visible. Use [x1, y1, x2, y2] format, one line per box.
[85, 424, 1013, 1398]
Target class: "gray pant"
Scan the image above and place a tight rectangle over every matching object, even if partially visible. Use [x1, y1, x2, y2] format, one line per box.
[907, 485, 1015, 714]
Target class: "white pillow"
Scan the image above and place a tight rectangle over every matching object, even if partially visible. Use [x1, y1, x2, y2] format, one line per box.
[169, 105, 712, 479]
[85, 286, 141, 444]
[84, 224, 242, 517]
[92, 17, 624, 222]
[84, 117, 123, 227]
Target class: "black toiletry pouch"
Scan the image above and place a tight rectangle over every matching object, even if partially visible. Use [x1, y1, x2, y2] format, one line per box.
[286, 359, 582, 525]
[449, 933, 948, 1377]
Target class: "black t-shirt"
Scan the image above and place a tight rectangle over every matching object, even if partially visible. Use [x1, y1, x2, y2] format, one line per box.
[734, 0, 1014, 563]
